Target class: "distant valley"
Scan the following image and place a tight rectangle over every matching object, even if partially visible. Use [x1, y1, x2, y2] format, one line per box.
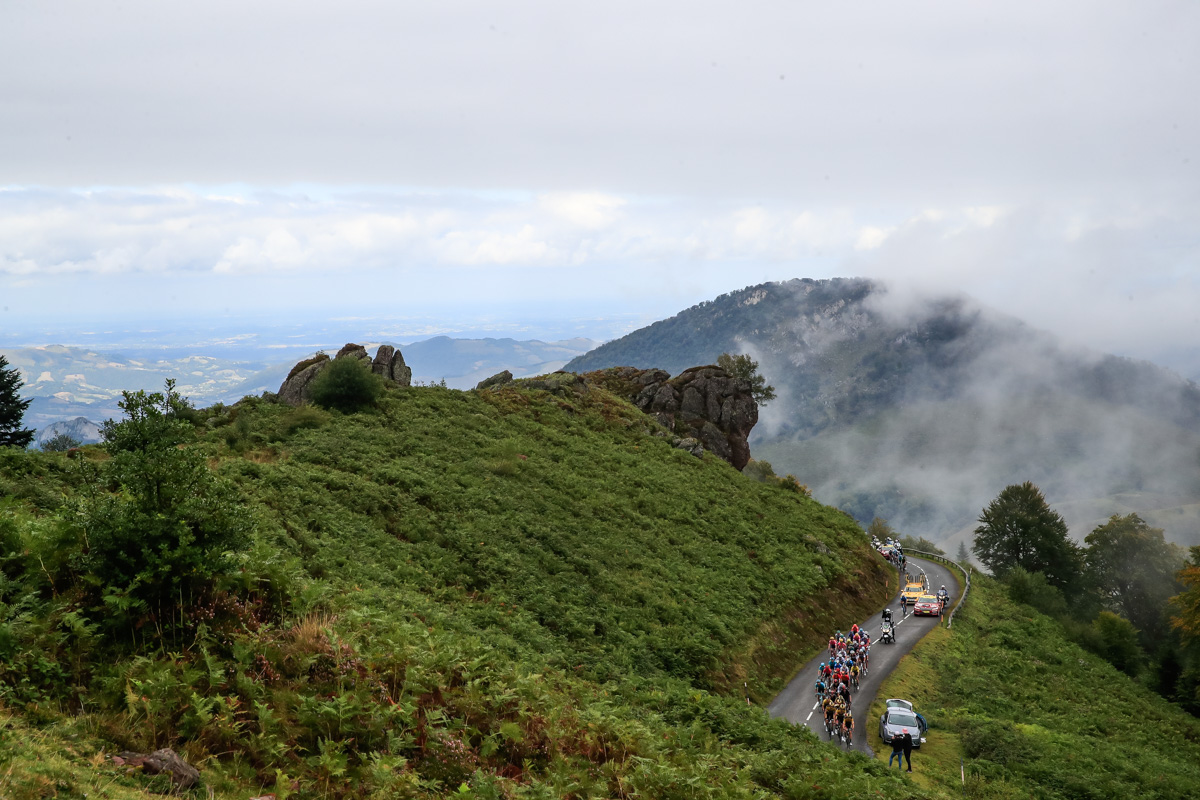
[5, 336, 597, 433]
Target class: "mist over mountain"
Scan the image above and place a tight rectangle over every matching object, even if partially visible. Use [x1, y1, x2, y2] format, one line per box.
[567, 278, 1200, 548]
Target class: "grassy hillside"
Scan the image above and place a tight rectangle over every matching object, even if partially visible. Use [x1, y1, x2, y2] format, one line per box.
[0, 380, 920, 799]
[869, 575, 1200, 799]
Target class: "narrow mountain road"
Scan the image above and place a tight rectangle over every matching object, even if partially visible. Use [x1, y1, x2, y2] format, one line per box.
[767, 555, 961, 754]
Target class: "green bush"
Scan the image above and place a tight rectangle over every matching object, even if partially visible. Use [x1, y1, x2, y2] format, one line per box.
[277, 405, 329, 437]
[741, 458, 776, 482]
[308, 357, 385, 413]
[39, 433, 82, 452]
[1091, 611, 1144, 676]
[75, 382, 250, 618]
[960, 717, 1034, 766]
[1005, 567, 1068, 618]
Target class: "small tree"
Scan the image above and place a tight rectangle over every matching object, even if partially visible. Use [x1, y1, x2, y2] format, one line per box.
[867, 517, 896, 541]
[717, 353, 776, 407]
[76, 380, 248, 618]
[1170, 546, 1200, 645]
[40, 432, 83, 452]
[309, 357, 385, 413]
[0, 355, 34, 448]
[1091, 611, 1144, 676]
[1085, 514, 1184, 641]
[973, 481, 1083, 596]
[956, 541, 972, 567]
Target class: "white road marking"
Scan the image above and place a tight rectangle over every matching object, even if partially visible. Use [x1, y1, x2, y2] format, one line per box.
[806, 711, 814, 721]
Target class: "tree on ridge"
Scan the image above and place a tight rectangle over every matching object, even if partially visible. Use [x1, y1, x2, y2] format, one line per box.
[973, 481, 1083, 596]
[0, 355, 34, 449]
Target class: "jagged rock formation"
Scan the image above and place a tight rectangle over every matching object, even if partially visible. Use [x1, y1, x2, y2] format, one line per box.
[371, 344, 413, 385]
[586, 365, 759, 470]
[278, 344, 411, 406]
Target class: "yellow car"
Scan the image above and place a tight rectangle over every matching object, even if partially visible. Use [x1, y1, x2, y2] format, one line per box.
[902, 582, 926, 603]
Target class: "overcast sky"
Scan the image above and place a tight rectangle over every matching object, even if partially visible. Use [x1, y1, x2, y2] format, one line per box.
[2, 1, 1198, 371]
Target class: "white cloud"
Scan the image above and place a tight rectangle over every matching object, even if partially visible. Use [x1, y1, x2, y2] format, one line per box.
[854, 226, 893, 251]
[538, 192, 626, 229]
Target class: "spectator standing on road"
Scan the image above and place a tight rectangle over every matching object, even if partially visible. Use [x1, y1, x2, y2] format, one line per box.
[889, 732, 905, 768]
[902, 730, 914, 772]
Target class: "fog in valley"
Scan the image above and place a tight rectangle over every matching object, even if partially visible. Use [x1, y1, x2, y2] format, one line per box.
[742, 282, 1200, 550]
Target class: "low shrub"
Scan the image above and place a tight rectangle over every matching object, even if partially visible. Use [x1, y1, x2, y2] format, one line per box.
[308, 358, 384, 413]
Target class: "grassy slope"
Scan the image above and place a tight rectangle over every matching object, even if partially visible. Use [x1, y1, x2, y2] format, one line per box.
[1, 382, 919, 799]
[869, 575, 1200, 799]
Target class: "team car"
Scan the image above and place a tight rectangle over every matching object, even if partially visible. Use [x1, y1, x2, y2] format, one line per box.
[901, 581, 926, 603]
[913, 594, 941, 616]
[879, 700, 928, 747]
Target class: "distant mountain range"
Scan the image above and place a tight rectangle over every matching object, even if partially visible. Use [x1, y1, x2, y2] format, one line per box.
[566, 278, 1200, 548]
[33, 417, 103, 448]
[5, 336, 597, 434]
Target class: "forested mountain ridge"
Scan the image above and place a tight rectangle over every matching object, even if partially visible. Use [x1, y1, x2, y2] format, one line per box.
[567, 278, 1200, 437]
[568, 279, 1200, 545]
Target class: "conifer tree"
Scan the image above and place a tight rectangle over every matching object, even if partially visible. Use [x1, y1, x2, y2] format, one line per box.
[0, 355, 34, 448]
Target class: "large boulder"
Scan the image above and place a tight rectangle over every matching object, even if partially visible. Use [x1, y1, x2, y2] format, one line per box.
[278, 354, 331, 406]
[278, 343, 412, 405]
[584, 365, 759, 470]
[476, 370, 514, 390]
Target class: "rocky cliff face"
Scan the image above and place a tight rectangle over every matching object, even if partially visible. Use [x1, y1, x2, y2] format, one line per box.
[278, 344, 411, 406]
[585, 365, 759, 470]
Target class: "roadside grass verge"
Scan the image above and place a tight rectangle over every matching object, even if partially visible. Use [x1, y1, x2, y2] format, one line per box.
[871, 575, 1200, 799]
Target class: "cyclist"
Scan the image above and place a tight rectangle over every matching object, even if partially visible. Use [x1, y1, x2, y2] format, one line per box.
[814, 678, 827, 701]
[843, 709, 855, 741]
[849, 662, 860, 689]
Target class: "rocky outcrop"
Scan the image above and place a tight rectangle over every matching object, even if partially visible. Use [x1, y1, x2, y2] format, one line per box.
[371, 344, 413, 386]
[278, 354, 331, 406]
[475, 370, 514, 390]
[278, 343, 411, 406]
[585, 365, 759, 470]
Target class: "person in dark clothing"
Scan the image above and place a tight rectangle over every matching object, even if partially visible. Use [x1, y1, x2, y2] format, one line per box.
[889, 732, 905, 768]
[902, 731, 914, 772]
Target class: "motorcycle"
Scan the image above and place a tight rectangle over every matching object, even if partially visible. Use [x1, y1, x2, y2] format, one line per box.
[880, 621, 895, 644]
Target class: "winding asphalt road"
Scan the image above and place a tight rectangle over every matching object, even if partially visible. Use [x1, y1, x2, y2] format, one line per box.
[767, 555, 961, 754]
